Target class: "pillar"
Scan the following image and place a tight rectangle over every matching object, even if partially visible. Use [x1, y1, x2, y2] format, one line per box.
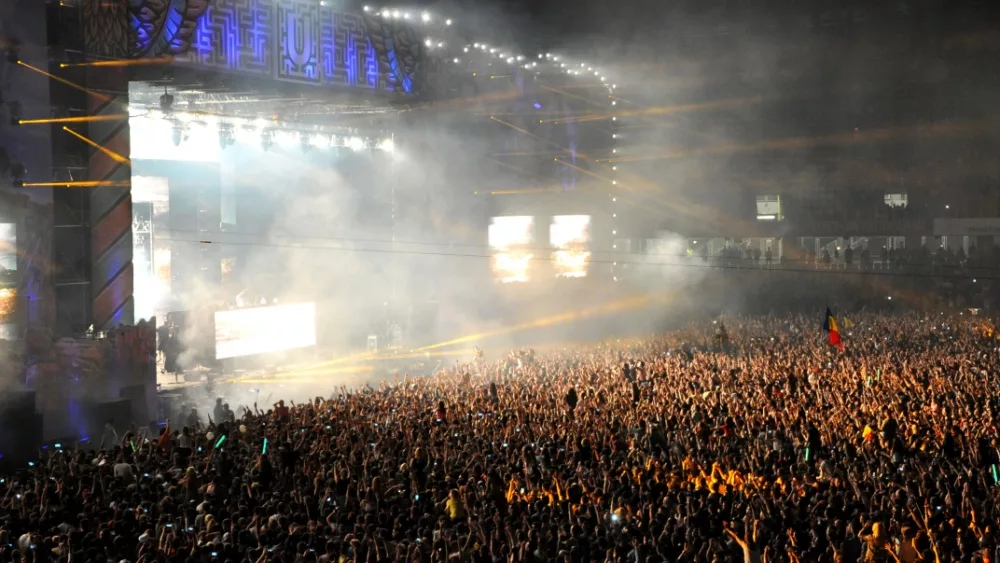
[87, 67, 133, 329]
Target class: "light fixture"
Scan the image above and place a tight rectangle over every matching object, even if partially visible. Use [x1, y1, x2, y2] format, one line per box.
[10, 162, 26, 187]
[363, 5, 370, 11]
[378, 138, 395, 152]
[346, 136, 365, 151]
[421, 11, 430, 21]
[159, 90, 174, 112]
[445, 18, 452, 25]
[218, 123, 235, 148]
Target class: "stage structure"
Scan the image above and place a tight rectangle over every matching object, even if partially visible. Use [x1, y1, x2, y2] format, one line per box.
[34, 0, 622, 334]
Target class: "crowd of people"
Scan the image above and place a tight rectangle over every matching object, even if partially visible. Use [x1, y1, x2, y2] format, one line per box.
[2, 311, 1000, 563]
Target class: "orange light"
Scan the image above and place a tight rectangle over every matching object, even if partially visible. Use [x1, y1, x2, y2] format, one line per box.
[20, 180, 130, 188]
[19, 114, 127, 125]
[62, 126, 131, 165]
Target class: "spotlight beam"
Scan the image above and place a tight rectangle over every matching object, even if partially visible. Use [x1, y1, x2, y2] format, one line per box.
[59, 55, 174, 68]
[62, 126, 131, 165]
[18, 114, 128, 125]
[16, 61, 112, 103]
[20, 180, 131, 188]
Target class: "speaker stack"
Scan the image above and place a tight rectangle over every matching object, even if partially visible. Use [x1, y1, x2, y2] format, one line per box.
[0, 390, 44, 468]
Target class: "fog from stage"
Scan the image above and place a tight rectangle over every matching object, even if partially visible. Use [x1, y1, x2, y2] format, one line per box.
[128, 104, 718, 378]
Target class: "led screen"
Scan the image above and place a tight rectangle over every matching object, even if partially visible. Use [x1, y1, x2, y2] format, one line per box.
[214, 302, 317, 359]
[550, 215, 591, 278]
[0, 224, 16, 332]
[488, 216, 534, 283]
[0, 223, 15, 275]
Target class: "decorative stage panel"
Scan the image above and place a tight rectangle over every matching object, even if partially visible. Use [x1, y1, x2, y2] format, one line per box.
[166, 0, 421, 94]
[182, 0, 273, 75]
[277, 0, 321, 82]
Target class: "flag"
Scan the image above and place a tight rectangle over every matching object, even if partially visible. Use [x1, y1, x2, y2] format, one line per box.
[823, 308, 844, 351]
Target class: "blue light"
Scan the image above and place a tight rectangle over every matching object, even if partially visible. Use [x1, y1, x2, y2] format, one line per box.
[533, 102, 542, 110]
[79, 436, 90, 443]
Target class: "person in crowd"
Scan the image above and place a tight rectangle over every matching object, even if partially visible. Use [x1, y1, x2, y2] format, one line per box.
[3, 311, 1000, 563]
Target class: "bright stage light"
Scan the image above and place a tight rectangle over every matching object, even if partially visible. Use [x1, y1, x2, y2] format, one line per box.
[378, 138, 395, 152]
[363, 5, 370, 11]
[346, 136, 365, 151]
[218, 123, 235, 148]
[425, 39, 432, 47]
[275, 130, 297, 149]
[445, 18, 452, 25]
[311, 134, 331, 149]
[421, 11, 430, 22]
[236, 125, 257, 145]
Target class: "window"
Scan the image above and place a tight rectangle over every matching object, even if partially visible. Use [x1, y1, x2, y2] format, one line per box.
[756, 195, 782, 221]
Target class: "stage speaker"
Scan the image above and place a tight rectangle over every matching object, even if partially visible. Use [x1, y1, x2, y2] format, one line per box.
[120, 384, 153, 427]
[0, 390, 37, 417]
[0, 412, 44, 464]
[85, 399, 133, 439]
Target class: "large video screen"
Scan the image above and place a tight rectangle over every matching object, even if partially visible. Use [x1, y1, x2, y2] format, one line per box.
[0, 224, 15, 279]
[214, 302, 317, 359]
[488, 216, 534, 283]
[550, 215, 592, 278]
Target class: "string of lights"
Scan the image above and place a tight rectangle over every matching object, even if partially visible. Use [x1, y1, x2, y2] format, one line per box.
[361, 5, 624, 280]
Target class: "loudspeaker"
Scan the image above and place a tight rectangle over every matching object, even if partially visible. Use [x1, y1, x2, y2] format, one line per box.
[85, 399, 133, 438]
[0, 412, 44, 464]
[120, 384, 152, 426]
[0, 390, 37, 417]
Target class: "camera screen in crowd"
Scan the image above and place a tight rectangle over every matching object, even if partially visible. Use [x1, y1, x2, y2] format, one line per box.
[488, 216, 535, 283]
[214, 302, 317, 359]
[550, 215, 592, 278]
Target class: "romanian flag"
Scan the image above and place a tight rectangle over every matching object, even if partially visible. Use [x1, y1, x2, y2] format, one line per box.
[823, 308, 844, 351]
